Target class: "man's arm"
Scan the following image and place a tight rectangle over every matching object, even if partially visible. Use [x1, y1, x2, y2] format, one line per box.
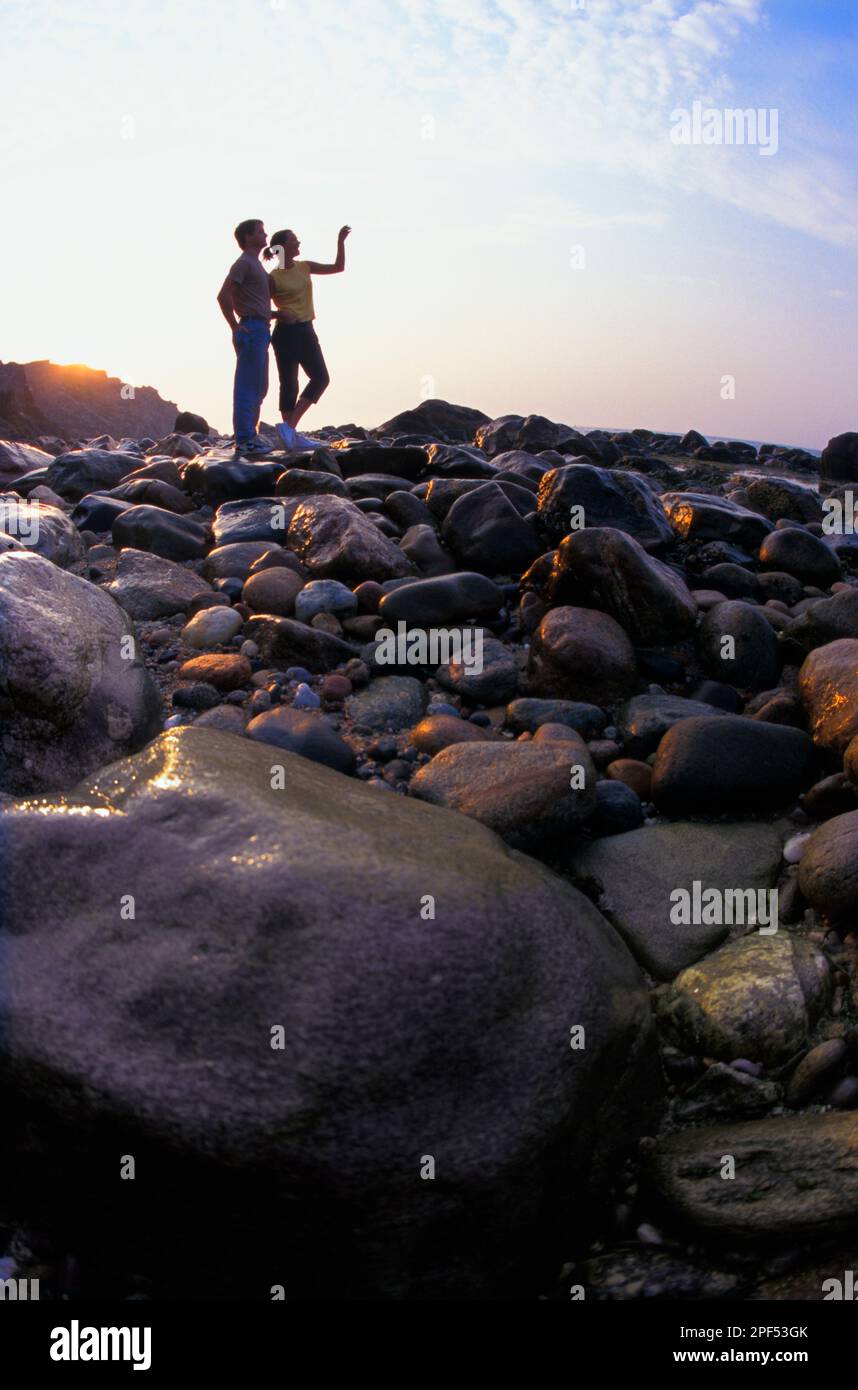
[307, 224, 351, 275]
[217, 275, 241, 331]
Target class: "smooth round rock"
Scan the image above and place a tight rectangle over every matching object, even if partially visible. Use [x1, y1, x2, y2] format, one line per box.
[528, 607, 637, 704]
[242, 568, 304, 617]
[294, 579, 358, 624]
[181, 607, 244, 648]
[651, 715, 816, 816]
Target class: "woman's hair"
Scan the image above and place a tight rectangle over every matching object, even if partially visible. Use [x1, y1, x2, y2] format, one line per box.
[263, 229, 294, 263]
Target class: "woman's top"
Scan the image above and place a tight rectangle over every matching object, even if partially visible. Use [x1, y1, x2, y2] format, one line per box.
[269, 261, 315, 323]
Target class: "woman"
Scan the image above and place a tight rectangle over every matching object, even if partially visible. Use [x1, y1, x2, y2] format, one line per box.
[264, 224, 350, 449]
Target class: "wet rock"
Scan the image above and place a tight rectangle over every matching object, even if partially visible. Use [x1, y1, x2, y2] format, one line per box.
[662, 492, 773, 550]
[274, 469, 349, 498]
[799, 639, 858, 751]
[410, 738, 596, 843]
[288, 495, 414, 583]
[529, 607, 638, 704]
[345, 676, 427, 732]
[0, 551, 161, 793]
[651, 716, 816, 816]
[46, 448, 139, 500]
[645, 1111, 858, 1242]
[546, 527, 696, 643]
[379, 571, 503, 626]
[656, 934, 829, 1065]
[568, 821, 784, 979]
[398, 523, 455, 577]
[441, 482, 541, 576]
[759, 528, 841, 588]
[106, 547, 214, 619]
[0, 496, 85, 569]
[212, 497, 300, 547]
[202, 542, 276, 582]
[293, 579, 357, 624]
[182, 454, 285, 503]
[241, 568, 304, 616]
[0, 726, 660, 1295]
[112, 504, 207, 562]
[537, 464, 672, 551]
[698, 600, 781, 690]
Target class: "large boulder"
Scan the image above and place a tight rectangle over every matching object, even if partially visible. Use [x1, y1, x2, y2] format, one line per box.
[0, 727, 660, 1298]
[112, 504, 208, 561]
[0, 551, 161, 792]
[546, 527, 697, 643]
[758, 528, 841, 588]
[288, 495, 414, 583]
[0, 439, 54, 486]
[537, 464, 673, 551]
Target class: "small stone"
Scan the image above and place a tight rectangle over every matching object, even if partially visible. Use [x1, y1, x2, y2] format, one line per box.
[178, 654, 252, 692]
[292, 682, 321, 710]
[181, 607, 243, 649]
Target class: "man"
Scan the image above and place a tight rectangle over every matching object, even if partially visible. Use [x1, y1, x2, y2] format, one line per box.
[217, 219, 273, 455]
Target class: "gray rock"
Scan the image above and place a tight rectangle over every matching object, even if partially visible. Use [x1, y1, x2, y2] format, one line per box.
[567, 821, 784, 979]
[112, 504, 208, 562]
[203, 542, 276, 581]
[346, 675, 428, 732]
[746, 477, 823, 525]
[645, 1111, 858, 1242]
[294, 579, 358, 624]
[212, 497, 300, 547]
[0, 439, 54, 486]
[0, 551, 162, 793]
[0, 726, 660, 1297]
[0, 496, 84, 568]
[181, 607, 243, 648]
[441, 482, 542, 576]
[106, 547, 214, 619]
[436, 636, 518, 704]
[656, 934, 829, 1064]
[787, 588, 858, 652]
[246, 705, 355, 773]
[505, 697, 606, 736]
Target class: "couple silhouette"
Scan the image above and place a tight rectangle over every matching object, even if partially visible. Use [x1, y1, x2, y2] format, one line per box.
[217, 218, 350, 455]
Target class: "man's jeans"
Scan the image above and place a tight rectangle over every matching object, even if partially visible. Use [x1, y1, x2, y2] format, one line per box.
[232, 316, 270, 447]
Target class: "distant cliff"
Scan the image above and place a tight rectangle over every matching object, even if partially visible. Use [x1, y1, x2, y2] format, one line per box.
[0, 359, 179, 443]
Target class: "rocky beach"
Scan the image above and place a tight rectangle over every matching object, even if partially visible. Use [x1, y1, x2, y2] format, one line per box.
[2, 398, 858, 1300]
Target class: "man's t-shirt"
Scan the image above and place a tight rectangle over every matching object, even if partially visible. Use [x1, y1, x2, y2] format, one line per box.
[269, 261, 315, 323]
[228, 251, 271, 320]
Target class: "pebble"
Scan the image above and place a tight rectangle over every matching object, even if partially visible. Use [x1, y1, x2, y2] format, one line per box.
[292, 682, 321, 710]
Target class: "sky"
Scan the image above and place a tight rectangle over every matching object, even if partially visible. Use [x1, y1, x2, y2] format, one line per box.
[1, 0, 856, 449]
